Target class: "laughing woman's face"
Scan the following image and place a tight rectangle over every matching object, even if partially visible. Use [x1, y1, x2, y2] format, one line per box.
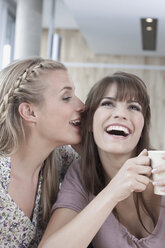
[92, 83, 144, 157]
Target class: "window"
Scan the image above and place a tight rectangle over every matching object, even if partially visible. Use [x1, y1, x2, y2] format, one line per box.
[0, 0, 16, 69]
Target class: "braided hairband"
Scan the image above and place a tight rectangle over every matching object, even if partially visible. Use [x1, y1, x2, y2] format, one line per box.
[0, 63, 43, 119]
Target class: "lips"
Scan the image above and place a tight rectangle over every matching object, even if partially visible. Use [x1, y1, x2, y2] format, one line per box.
[69, 119, 81, 127]
[105, 124, 131, 137]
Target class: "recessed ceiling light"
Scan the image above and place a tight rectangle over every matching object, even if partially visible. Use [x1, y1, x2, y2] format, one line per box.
[146, 26, 152, 31]
[146, 18, 153, 23]
[141, 18, 157, 50]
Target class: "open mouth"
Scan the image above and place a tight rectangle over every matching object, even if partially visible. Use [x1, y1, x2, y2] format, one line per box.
[70, 119, 81, 127]
[105, 125, 130, 137]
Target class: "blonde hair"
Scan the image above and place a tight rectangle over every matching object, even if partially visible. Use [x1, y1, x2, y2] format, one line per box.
[0, 57, 67, 225]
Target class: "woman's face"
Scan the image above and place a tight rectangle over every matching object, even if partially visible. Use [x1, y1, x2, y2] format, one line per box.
[92, 83, 144, 157]
[34, 70, 85, 147]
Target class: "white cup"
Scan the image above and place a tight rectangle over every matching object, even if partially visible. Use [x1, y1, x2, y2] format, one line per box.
[148, 150, 165, 195]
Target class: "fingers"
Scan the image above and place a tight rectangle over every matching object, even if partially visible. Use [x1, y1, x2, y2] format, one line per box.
[155, 186, 165, 192]
[136, 174, 150, 185]
[128, 164, 151, 176]
[150, 167, 165, 191]
[152, 164, 165, 173]
[150, 154, 165, 187]
[152, 179, 165, 194]
[153, 180, 165, 186]
[138, 148, 148, 157]
[147, 150, 165, 174]
[135, 154, 150, 165]
[128, 175, 150, 193]
[127, 154, 150, 167]
[134, 183, 148, 192]
[126, 155, 151, 176]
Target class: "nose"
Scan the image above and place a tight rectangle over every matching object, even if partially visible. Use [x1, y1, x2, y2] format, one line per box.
[114, 114, 127, 120]
[113, 105, 128, 120]
[76, 97, 86, 112]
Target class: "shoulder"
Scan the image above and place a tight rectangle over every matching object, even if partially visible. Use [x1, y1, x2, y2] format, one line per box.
[53, 159, 88, 213]
[0, 157, 10, 190]
[56, 145, 79, 162]
[0, 156, 10, 167]
[0, 156, 10, 175]
[61, 158, 82, 188]
[56, 145, 80, 182]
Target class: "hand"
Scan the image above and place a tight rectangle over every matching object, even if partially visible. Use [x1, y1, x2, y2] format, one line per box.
[152, 154, 165, 192]
[108, 149, 152, 203]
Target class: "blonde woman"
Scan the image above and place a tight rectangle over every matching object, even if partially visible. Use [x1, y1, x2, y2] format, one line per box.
[0, 57, 84, 247]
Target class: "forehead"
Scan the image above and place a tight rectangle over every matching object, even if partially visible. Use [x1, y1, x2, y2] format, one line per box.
[103, 81, 139, 102]
[103, 83, 117, 97]
[43, 70, 74, 92]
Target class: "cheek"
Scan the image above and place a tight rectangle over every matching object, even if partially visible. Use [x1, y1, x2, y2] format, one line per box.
[92, 118, 98, 138]
[92, 113, 101, 141]
[136, 115, 144, 136]
[93, 110, 102, 132]
[92, 112, 107, 148]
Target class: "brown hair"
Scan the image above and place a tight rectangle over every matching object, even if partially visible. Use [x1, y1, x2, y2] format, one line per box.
[81, 72, 154, 232]
[0, 57, 67, 226]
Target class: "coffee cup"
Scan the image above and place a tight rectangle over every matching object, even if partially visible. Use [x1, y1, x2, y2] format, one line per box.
[148, 150, 165, 195]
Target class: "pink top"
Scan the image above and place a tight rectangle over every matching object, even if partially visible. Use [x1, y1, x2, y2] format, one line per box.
[53, 160, 165, 248]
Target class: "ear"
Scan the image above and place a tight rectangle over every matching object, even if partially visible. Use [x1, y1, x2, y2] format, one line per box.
[18, 102, 38, 123]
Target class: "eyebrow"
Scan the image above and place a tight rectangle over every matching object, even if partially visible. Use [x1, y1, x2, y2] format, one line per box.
[102, 97, 116, 100]
[102, 97, 141, 104]
[127, 100, 140, 104]
[59, 86, 73, 92]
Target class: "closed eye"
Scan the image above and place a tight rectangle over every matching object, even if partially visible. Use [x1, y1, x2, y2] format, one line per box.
[62, 96, 72, 102]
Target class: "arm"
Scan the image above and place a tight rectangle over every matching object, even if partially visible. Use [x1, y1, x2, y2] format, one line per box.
[39, 184, 118, 248]
[39, 150, 151, 248]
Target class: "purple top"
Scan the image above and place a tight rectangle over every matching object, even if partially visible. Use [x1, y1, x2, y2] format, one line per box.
[53, 160, 165, 248]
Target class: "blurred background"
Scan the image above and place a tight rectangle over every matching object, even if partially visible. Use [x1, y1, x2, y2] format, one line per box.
[0, 0, 165, 149]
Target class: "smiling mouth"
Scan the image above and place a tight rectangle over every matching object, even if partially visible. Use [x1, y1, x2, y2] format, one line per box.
[105, 125, 130, 137]
[70, 120, 81, 127]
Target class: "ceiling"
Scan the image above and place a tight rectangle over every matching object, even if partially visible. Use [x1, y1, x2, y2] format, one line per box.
[43, 0, 165, 57]
[42, 0, 78, 29]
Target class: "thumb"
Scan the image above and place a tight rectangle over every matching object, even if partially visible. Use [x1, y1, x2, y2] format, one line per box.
[138, 148, 148, 157]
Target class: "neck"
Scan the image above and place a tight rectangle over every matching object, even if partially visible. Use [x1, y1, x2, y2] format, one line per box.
[98, 150, 135, 182]
[10, 134, 58, 180]
[11, 152, 42, 181]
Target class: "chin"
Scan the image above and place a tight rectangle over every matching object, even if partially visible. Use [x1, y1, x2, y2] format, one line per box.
[104, 147, 131, 155]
